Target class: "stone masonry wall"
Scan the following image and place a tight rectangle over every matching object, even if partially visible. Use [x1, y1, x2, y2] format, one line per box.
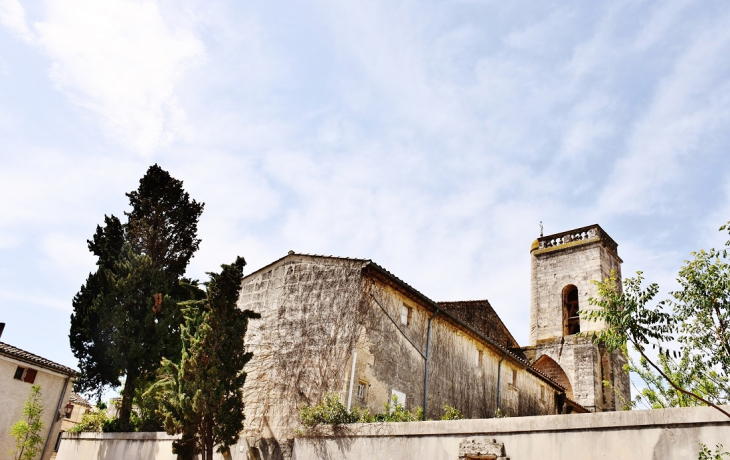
[357, 277, 559, 421]
[239, 255, 562, 459]
[238, 255, 367, 459]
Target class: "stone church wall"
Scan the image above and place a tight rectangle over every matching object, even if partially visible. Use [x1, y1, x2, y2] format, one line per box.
[238, 255, 367, 459]
[358, 282, 558, 420]
[238, 255, 561, 459]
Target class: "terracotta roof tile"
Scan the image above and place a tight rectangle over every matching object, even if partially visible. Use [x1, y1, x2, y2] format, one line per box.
[0, 341, 78, 376]
[69, 392, 92, 407]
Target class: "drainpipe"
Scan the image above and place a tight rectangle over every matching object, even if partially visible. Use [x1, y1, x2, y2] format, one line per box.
[422, 310, 439, 421]
[41, 376, 70, 460]
[346, 351, 357, 411]
[496, 352, 507, 415]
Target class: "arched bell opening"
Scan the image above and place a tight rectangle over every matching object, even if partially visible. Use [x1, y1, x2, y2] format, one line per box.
[562, 285, 580, 336]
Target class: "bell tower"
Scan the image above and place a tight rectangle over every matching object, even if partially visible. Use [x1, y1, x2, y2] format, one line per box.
[524, 224, 629, 412]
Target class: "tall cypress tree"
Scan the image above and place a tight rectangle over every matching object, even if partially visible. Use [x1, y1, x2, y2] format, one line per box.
[157, 257, 260, 460]
[70, 165, 205, 430]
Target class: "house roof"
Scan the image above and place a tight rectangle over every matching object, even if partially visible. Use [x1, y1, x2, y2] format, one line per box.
[69, 392, 92, 407]
[0, 341, 78, 377]
[243, 252, 566, 392]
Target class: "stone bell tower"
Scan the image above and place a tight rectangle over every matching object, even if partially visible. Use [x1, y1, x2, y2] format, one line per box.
[523, 224, 630, 412]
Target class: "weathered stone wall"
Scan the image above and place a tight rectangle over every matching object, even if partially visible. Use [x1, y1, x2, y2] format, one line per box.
[530, 241, 611, 342]
[350, 276, 558, 421]
[528, 226, 629, 412]
[239, 255, 561, 459]
[292, 405, 730, 460]
[238, 255, 367, 459]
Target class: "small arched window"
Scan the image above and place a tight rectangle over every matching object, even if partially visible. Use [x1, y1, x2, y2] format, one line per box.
[563, 285, 580, 335]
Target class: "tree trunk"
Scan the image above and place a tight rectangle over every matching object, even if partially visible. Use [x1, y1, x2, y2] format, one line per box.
[206, 420, 214, 460]
[118, 371, 137, 431]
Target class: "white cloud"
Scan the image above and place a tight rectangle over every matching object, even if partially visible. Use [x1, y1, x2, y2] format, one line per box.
[33, 0, 205, 154]
[40, 233, 97, 283]
[599, 14, 730, 215]
[0, 0, 34, 43]
[633, 0, 694, 51]
[0, 289, 69, 311]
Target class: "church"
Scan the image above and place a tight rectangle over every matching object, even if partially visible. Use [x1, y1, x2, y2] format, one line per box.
[236, 224, 630, 459]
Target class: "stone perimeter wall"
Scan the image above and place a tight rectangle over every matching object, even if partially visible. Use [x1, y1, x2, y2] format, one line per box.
[53, 406, 730, 460]
[292, 405, 730, 460]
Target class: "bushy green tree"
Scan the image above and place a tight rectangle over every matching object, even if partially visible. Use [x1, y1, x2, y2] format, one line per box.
[629, 353, 727, 409]
[584, 221, 730, 459]
[68, 406, 110, 433]
[156, 257, 259, 460]
[9, 385, 44, 460]
[70, 164, 205, 430]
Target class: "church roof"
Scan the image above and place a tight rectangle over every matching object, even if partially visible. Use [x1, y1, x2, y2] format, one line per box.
[437, 300, 519, 350]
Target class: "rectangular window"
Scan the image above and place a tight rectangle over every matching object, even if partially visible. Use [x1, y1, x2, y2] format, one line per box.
[476, 349, 483, 367]
[13, 366, 36, 383]
[13, 366, 25, 380]
[510, 369, 517, 386]
[400, 305, 412, 325]
[540, 386, 545, 401]
[357, 381, 368, 401]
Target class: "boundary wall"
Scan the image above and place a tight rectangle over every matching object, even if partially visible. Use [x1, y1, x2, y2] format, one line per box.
[293, 405, 730, 460]
[53, 406, 730, 460]
[55, 432, 180, 460]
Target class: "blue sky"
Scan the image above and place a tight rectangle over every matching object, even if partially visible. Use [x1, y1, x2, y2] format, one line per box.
[1, 0, 730, 386]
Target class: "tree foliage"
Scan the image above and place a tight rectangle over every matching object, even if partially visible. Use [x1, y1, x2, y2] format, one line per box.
[699, 444, 730, 460]
[68, 406, 111, 433]
[583, 222, 730, 418]
[155, 256, 259, 460]
[629, 354, 728, 409]
[70, 164, 204, 430]
[9, 385, 44, 460]
[125, 165, 204, 281]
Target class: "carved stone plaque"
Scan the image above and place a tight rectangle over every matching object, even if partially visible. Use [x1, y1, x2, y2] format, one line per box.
[458, 437, 509, 460]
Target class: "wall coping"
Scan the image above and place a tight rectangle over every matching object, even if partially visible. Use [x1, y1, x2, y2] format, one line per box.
[62, 432, 180, 441]
[298, 405, 730, 438]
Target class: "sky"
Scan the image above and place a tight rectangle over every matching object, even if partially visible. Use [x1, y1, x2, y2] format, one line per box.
[1, 0, 730, 393]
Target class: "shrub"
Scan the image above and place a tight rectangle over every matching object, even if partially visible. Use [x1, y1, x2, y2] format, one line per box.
[299, 393, 431, 431]
[299, 394, 362, 428]
[68, 407, 110, 433]
[440, 405, 464, 420]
